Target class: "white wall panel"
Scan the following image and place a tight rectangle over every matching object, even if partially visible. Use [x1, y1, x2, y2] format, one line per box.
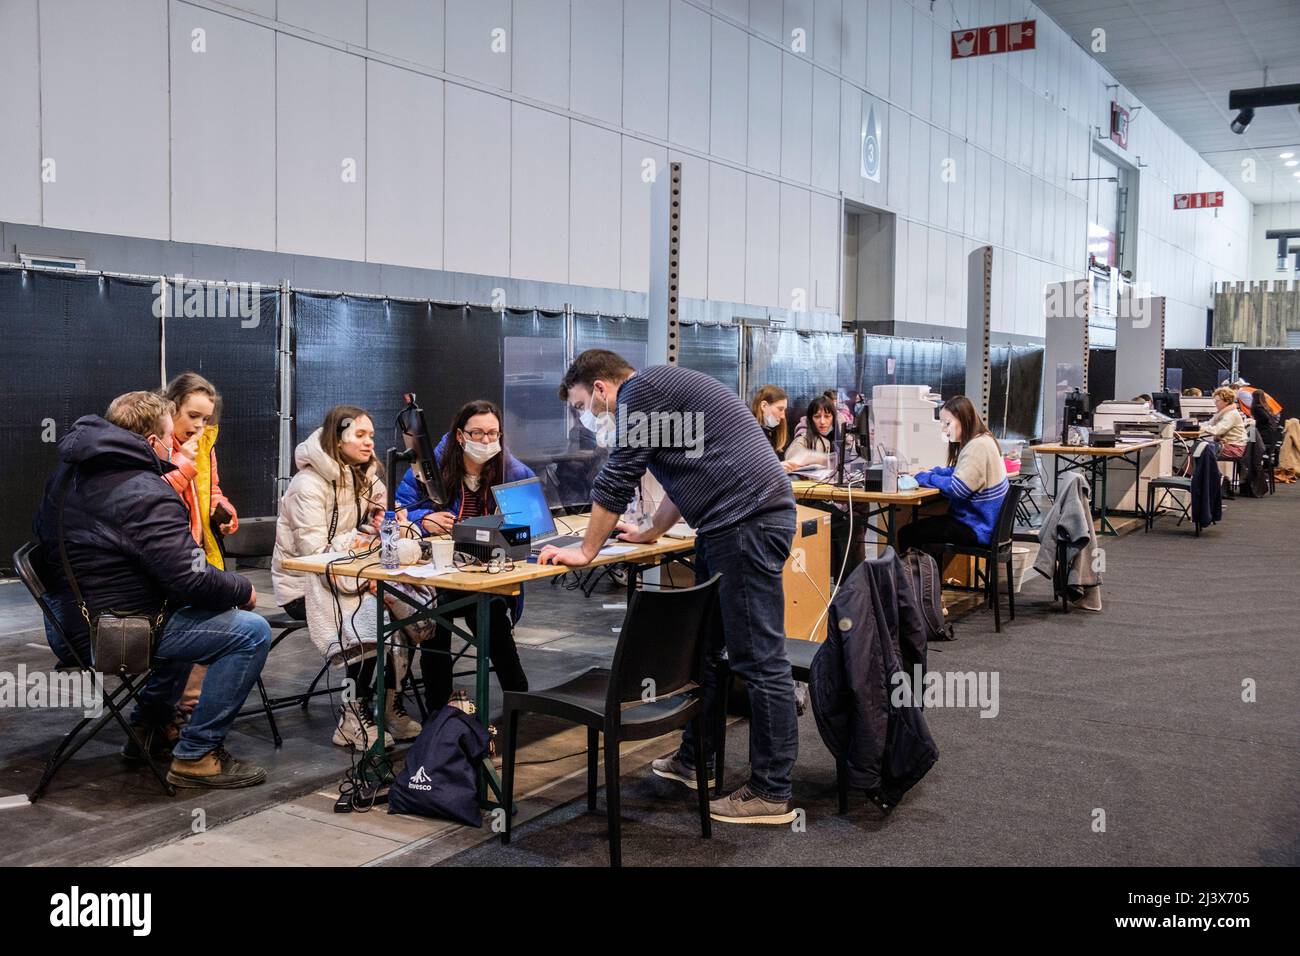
[888, 1, 911, 111]
[366, 62, 443, 270]
[710, 19, 749, 165]
[714, 0, 749, 23]
[514, 0, 570, 109]
[443, 84, 510, 277]
[907, 114, 929, 224]
[747, 36, 782, 175]
[171, 5, 276, 250]
[928, 125, 948, 228]
[841, 0, 867, 87]
[668, 0, 711, 152]
[707, 163, 747, 303]
[620, 137, 669, 292]
[810, 191, 839, 311]
[445, 0, 510, 90]
[811, 67, 840, 191]
[744, 173, 780, 307]
[910, 9, 931, 123]
[839, 81, 864, 201]
[893, 218, 910, 323]
[570, 121, 622, 290]
[865, 0, 890, 98]
[886, 104, 909, 211]
[278, 0, 365, 44]
[670, 151, 709, 299]
[0, 0, 43, 226]
[778, 184, 811, 314]
[571, 0, 622, 124]
[39, 0, 170, 239]
[812, 0, 841, 73]
[749, 0, 783, 41]
[926, 227, 946, 327]
[780, 54, 813, 183]
[511, 104, 569, 282]
[367, 0, 444, 70]
[623, 0, 670, 139]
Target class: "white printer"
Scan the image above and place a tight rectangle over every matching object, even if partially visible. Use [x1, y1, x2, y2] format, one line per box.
[871, 384, 948, 473]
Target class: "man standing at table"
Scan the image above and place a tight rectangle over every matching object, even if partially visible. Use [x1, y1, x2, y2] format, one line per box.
[538, 349, 798, 824]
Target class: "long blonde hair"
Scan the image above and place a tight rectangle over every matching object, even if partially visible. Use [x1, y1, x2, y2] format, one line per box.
[751, 384, 789, 452]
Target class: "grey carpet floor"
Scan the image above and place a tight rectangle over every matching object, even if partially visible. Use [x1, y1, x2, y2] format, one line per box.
[440, 486, 1300, 867]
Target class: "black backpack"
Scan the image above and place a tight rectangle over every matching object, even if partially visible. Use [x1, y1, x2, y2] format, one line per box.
[901, 548, 954, 642]
[388, 705, 489, 826]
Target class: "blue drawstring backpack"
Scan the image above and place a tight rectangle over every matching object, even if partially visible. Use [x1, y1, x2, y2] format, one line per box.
[388, 705, 489, 827]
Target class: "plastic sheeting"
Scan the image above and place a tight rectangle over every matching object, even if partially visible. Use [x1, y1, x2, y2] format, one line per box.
[678, 322, 740, 393]
[746, 328, 855, 423]
[165, 287, 280, 517]
[1, 270, 161, 570]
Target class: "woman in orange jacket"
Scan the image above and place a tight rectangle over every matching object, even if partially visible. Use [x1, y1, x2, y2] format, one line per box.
[163, 372, 240, 722]
[162, 372, 238, 567]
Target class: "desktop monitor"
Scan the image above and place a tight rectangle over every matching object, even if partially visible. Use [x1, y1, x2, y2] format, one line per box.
[1151, 390, 1181, 418]
[492, 477, 557, 542]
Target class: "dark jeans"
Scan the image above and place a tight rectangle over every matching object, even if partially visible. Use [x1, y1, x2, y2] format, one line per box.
[676, 506, 798, 801]
[897, 513, 978, 560]
[129, 607, 272, 760]
[420, 589, 528, 713]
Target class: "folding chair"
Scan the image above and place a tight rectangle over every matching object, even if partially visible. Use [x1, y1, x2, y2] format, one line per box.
[12, 542, 175, 801]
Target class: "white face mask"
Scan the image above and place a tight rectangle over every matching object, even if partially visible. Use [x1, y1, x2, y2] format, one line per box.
[579, 389, 617, 447]
[463, 439, 500, 464]
[763, 412, 781, 429]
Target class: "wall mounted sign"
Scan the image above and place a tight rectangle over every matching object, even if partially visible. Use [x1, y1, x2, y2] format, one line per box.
[1110, 102, 1129, 149]
[861, 102, 882, 183]
[1173, 191, 1224, 210]
[951, 20, 1036, 59]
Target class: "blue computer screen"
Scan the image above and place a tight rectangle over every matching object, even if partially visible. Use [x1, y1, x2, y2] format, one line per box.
[492, 478, 557, 540]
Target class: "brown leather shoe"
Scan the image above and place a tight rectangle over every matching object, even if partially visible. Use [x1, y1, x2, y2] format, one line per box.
[166, 746, 267, 789]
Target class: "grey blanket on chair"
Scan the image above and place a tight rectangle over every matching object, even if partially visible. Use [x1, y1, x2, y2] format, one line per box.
[1032, 470, 1102, 610]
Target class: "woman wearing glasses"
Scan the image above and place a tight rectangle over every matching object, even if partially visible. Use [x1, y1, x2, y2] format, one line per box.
[396, 400, 533, 713]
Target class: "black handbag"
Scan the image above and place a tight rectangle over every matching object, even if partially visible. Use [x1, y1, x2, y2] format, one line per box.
[57, 476, 163, 675]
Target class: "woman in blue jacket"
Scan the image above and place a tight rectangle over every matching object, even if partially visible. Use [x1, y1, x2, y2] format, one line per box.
[397, 400, 533, 712]
[898, 396, 1008, 556]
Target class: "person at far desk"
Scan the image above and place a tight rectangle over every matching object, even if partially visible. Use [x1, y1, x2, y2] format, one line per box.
[897, 396, 1008, 558]
[395, 400, 532, 715]
[782, 394, 837, 466]
[1199, 387, 1247, 461]
[751, 384, 799, 472]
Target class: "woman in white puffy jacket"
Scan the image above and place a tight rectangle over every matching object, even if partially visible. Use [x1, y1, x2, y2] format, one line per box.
[272, 404, 419, 750]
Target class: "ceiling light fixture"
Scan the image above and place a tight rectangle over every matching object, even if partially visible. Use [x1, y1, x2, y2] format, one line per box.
[1281, 152, 1296, 159]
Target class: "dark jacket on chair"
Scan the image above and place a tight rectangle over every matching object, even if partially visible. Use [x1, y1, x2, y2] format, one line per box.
[32, 416, 253, 663]
[809, 548, 937, 801]
[1190, 439, 1223, 527]
[1238, 433, 1269, 498]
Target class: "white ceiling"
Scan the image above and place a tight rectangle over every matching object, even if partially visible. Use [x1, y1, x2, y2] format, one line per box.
[1037, 0, 1300, 205]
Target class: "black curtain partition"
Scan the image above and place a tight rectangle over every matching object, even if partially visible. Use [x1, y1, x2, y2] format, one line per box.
[1, 270, 161, 571]
[745, 327, 855, 428]
[164, 287, 281, 517]
[1235, 350, 1300, 422]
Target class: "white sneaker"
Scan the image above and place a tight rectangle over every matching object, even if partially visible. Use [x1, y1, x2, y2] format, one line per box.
[384, 690, 423, 741]
[332, 703, 394, 750]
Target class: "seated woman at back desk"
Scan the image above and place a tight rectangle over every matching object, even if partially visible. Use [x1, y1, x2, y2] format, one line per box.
[897, 396, 1008, 557]
[1199, 387, 1247, 460]
[783, 394, 837, 467]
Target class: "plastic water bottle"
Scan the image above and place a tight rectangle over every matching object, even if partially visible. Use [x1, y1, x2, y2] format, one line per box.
[380, 511, 399, 570]
[883, 455, 899, 493]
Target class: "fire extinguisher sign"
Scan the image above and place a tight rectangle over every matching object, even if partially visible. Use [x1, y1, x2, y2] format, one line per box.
[951, 20, 1036, 59]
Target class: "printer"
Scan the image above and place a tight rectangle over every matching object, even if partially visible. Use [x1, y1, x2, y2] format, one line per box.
[1179, 396, 1216, 424]
[871, 384, 948, 473]
[1092, 401, 1176, 444]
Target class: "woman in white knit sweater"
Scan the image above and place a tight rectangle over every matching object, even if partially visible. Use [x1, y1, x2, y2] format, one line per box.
[1200, 386, 1247, 460]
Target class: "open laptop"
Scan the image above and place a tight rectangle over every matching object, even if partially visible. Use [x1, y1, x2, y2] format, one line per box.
[491, 476, 585, 552]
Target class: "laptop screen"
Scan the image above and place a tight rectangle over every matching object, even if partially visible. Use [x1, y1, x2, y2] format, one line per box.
[492, 477, 557, 541]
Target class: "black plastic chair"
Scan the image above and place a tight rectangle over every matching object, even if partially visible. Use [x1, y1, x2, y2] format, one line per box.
[499, 574, 722, 867]
[12, 543, 175, 800]
[1145, 476, 1199, 535]
[712, 638, 849, 811]
[940, 484, 1023, 634]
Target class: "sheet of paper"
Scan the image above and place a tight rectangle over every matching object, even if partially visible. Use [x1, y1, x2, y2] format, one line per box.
[598, 544, 637, 556]
[401, 563, 456, 578]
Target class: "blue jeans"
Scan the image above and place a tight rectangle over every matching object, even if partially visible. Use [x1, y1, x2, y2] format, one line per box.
[128, 607, 271, 760]
[677, 506, 798, 801]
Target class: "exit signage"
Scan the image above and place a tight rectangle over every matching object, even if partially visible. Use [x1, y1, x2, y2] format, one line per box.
[951, 20, 1036, 59]
[1173, 191, 1224, 210]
